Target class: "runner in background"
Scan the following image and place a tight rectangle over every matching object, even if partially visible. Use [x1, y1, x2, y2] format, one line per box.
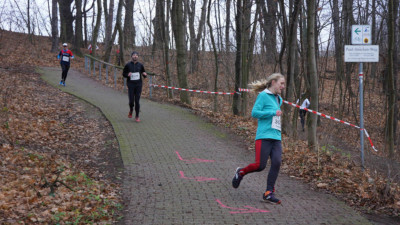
[122, 51, 147, 122]
[57, 43, 74, 86]
[296, 94, 310, 132]
[116, 46, 120, 66]
[232, 73, 285, 205]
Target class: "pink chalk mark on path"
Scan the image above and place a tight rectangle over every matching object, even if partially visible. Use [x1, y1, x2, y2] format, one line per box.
[179, 171, 218, 182]
[175, 151, 215, 163]
[216, 199, 270, 214]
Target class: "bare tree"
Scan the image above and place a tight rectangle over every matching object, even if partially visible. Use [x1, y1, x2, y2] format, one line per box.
[160, 0, 173, 98]
[282, 0, 302, 137]
[90, 0, 102, 56]
[115, 0, 125, 65]
[124, 0, 136, 50]
[74, 0, 83, 56]
[386, 0, 397, 158]
[240, 1, 259, 115]
[50, 0, 59, 52]
[232, 0, 243, 115]
[225, 0, 231, 51]
[188, 0, 207, 72]
[58, 0, 74, 43]
[152, 0, 164, 54]
[171, 0, 190, 104]
[104, 0, 115, 52]
[207, 0, 219, 111]
[258, 0, 278, 63]
[27, 0, 32, 43]
[306, 0, 318, 151]
[103, 1, 120, 64]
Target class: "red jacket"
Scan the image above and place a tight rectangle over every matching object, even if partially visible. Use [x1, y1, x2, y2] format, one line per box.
[58, 49, 74, 65]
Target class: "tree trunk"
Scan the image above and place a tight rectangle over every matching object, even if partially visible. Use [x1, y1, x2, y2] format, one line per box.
[342, 0, 355, 114]
[386, 0, 396, 158]
[240, 0, 259, 116]
[124, 0, 136, 50]
[103, 2, 120, 65]
[225, 0, 231, 51]
[27, 0, 32, 43]
[171, 0, 191, 104]
[232, 0, 243, 115]
[371, 0, 377, 90]
[207, 0, 219, 112]
[74, 0, 83, 56]
[152, 0, 164, 55]
[115, 0, 124, 65]
[58, 0, 74, 43]
[104, 0, 114, 52]
[50, 0, 59, 52]
[306, 0, 318, 151]
[91, 0, 102, 57]
[331, 0, 344, 116]
[282, 0, 301, 137]
[161, 0, 173, 98]
[258, 0, 278, 63]
[188, 0, 207, 73]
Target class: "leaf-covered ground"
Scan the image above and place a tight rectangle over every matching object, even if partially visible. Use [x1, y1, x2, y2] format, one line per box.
[0, 32, 123, 223]
[0, 30, 399, 224]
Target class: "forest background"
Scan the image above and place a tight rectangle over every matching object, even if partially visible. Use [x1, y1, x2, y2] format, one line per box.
[0, 0, 399, 223]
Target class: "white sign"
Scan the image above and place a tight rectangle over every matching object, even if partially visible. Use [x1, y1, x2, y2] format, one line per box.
[351, 25, 371, 45]
[344, 45, 379, 62]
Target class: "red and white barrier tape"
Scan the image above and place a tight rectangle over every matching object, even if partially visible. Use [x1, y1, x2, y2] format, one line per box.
[283, 100, 377, 152]
[150, 84, 237, 95]
[150, 83, 377, 152]
[238, 88, 251, 92]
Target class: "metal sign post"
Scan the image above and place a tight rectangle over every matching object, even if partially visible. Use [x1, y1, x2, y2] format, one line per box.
[345, 25, 379, 171]
[359, 64, 364, 170]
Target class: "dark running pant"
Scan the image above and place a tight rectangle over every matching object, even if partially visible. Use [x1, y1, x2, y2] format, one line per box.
[299, 109, 307, 130]
[61, 64, 70, 82]
[241, 139, 282, 192]
[128, 85, 142, 117]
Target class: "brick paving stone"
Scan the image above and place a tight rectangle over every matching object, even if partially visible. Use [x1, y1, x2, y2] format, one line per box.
[40, 67, 373, 225]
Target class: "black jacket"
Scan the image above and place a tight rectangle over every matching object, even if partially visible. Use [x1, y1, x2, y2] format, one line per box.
[122, 61, 146, 86]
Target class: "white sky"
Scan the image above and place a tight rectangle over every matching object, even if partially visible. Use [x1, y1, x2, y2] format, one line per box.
[0, 0, 336, 52]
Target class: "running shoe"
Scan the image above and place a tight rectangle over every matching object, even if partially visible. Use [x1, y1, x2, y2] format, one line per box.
[128, 111, 133, 118]
[135, 117, 140, 122]
[262, 191, 281, 204]
[59, 80, 63, 85]
[62, 81, 66, 87]
[232, 167, 243, 188]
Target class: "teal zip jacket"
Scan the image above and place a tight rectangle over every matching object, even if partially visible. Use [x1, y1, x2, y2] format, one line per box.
[251, 89, 283, 140]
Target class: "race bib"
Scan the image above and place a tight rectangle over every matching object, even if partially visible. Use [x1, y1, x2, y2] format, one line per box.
[130, 72, 140, 81]
[62, 56, 70, 62]
[271, 116, 281, 131]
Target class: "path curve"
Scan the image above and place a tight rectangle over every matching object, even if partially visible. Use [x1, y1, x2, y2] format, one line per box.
[40, 67, 372, 224]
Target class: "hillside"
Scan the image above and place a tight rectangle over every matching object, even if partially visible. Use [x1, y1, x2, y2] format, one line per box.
[0, 30, 399, 223]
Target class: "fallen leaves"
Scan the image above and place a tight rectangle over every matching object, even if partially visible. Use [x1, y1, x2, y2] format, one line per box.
[0, 31, 122, 223]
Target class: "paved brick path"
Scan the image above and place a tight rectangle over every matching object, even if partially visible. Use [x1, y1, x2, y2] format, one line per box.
[40, 67, 372, 225]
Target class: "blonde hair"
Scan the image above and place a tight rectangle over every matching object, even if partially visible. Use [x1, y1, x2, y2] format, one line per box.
[249, 73, 285, 93]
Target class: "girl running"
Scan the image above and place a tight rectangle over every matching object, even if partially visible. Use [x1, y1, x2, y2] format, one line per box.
[232, 73, 286, 204]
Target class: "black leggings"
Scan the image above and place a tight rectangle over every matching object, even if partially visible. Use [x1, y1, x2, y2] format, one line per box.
[241, 139, 282, 192]
[300, 109, 307, 130]
[61, 64, 70, 82]
[128, 85, 142, 117]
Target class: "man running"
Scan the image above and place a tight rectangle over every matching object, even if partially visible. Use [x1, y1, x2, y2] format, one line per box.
[297, 94, 310, 131]
[122, 51, 147, 122]
[57, 43, 74, 86]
